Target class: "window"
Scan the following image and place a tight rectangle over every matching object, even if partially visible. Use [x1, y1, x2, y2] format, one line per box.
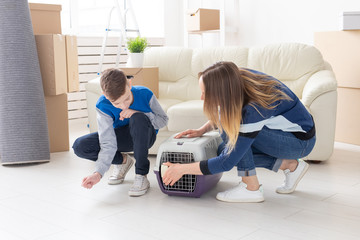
[29, 0, 164, 37]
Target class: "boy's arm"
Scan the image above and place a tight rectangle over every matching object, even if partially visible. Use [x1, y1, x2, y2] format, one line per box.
[144, 95, 168, 130]
[94, 108, 118, 177]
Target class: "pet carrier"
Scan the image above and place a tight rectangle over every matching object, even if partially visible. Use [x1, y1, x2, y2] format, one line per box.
[154, 131, 223, 197]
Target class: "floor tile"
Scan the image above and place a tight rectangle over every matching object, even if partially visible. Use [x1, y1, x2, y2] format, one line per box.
[0, 119, 359, 240]
[286, 209, 360, 237]
[0, 205, 63, 240]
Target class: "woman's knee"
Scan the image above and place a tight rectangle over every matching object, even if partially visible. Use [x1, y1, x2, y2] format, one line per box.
[300, 136, 316, 157]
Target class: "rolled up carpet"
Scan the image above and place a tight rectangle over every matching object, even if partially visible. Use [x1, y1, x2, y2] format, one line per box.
[0, 0, 50, 164]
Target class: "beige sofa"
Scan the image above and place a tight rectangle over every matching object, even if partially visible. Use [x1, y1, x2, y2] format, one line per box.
[85, 43, 337, 161]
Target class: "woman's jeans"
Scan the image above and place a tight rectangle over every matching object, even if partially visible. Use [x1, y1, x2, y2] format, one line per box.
[218, 127, 316, 177]
[72, 113, 156, 175]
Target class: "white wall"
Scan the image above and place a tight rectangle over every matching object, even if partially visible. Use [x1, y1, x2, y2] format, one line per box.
[164, 0, 184, 46]
[165, 0, 360, 47]
[235, 0, 360, 47]
[29, 0, 360, 47]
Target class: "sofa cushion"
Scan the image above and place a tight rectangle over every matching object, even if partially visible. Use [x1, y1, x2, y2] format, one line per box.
[247, 43, 325, 98]
[157, 98, 182, 112]
[158, 75, 199, 101]
[166, 100, 208, 132]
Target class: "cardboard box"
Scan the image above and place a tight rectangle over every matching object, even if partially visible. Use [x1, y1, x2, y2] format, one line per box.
[65, 36, 79, 93]
[29, 3, 62, 34]
[35, 34, 68, 96]
[187, 8, 220, 32]
[120, 67, 159, 98]
[44, 94, 69, 152]
[340, 12, 360, 30]
[314, 30, 360, 89]
[335, 87, 360, 145]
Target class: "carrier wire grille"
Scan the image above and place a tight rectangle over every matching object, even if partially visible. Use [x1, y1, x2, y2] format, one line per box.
[160, 152, 196, 192]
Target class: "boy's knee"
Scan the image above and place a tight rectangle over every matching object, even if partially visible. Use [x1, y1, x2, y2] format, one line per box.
[129, 112, 148, 125]
[129, 113, 155, 138]
[72, 138, 83, 156]
[72, 137, 91, 158]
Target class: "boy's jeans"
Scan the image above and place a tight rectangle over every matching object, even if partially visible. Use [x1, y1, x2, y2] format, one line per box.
[73, 112, 156, 175]
[217, 127, 316, 177]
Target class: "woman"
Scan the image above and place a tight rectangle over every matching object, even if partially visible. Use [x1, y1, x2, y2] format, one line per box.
[162, 61, 315, 203]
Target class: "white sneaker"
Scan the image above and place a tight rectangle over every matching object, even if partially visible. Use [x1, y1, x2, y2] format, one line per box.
[108, 154, 134, 185]
[128, 174, 150, 197]
[216, 182, 264, 203]
[276, 159, 309, 194]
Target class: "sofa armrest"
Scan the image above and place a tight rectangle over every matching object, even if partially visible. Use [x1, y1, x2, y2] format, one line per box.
[85, 77, 101, 95]
[302, 70, 337, 107]
[85, 77, 102, 132]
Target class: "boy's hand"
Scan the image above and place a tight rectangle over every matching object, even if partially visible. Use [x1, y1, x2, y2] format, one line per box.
[81, 172, 101, 189]
[119, 109, 138, 121]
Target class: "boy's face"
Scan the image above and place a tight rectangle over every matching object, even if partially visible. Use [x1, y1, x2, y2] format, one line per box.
[105, 84, 133, 110]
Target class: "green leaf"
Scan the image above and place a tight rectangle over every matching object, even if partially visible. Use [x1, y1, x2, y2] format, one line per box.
[127, 36, 148, 53]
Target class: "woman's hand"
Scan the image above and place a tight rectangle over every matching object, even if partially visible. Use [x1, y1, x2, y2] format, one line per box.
[161, 162, 185, 186]
[174, 129, 204, 139]
[174, 121, 214, 139]
[81, 172, 101, 189]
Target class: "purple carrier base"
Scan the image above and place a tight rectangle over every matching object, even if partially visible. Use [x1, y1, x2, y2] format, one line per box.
[154, 170, 223, 198]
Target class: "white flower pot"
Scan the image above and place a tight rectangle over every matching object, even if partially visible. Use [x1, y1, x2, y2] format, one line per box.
[126, 52, 144, 68]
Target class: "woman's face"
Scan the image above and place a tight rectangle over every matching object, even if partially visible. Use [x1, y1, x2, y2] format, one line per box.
[199, 76, 205, 100]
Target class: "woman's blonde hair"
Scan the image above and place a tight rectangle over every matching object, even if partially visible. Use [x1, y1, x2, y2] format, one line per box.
[199, 61, 291, 153]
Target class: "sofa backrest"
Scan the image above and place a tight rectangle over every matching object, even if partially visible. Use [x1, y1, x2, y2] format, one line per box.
[247, 43, 326, 98]
[191, 47, 249, 77]
[144, 43, 326, 101]
[144, 47, 199, 101]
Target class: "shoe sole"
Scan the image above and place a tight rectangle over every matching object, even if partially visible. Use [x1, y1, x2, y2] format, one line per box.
[108, 179, 125, 185]
[128, 187, 149, 197]
[107, 156, 134, 185]
[276, 162, 309, 194]
[216, 195, 264, 203]
[216, 196, 265, 203]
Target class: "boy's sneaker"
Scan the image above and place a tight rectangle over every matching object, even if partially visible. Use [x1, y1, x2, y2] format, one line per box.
[276, 159, 309, 194]
[108, 154, 134, 185]
[128, 174, 150, 197]
[216, 181, 264, 203]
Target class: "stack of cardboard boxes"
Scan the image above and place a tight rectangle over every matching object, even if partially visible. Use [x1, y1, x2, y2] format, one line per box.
[29, 3, 79, 152]
[314, 30, 360, 145]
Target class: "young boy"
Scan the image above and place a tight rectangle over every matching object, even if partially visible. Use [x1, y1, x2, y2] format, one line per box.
[73, 68, 168, 196]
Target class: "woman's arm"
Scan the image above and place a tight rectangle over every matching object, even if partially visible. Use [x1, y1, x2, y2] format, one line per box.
[163, 134, 256, 185]
[174, 120, 215, 138]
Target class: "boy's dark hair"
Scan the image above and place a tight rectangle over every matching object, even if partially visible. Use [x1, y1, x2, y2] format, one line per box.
[100, 68, 128, 101]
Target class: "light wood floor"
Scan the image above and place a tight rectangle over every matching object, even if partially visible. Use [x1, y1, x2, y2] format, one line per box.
[0, 118, 359, 240]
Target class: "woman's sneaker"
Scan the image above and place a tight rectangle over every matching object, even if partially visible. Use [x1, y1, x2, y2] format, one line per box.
[128, 174, 150, 197]
[108, 154, 134, 185]
[216, 181, 264, 203]
[276, 159, 309, 194]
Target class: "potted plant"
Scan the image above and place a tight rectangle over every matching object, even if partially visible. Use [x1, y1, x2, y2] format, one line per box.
[126, 36, 148, 67]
